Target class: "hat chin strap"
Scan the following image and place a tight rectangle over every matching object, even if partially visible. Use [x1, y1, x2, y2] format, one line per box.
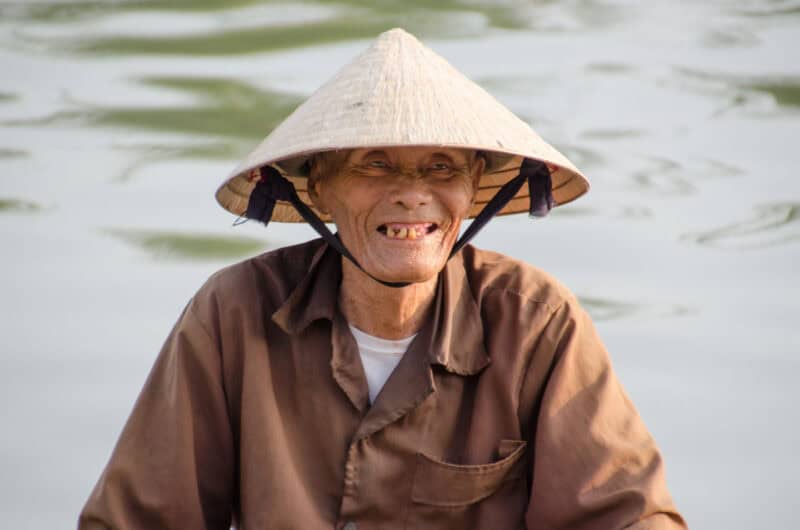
[242, 159, 554, 288]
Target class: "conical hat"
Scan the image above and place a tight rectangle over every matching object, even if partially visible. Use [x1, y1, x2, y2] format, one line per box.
[216, 28, 590, 223]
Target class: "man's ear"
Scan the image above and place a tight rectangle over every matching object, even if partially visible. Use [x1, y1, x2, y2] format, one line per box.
[307, 173, 330, 215]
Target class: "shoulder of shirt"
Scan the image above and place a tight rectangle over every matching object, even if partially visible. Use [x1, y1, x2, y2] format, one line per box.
[190, 238, 325, 312]
[460, 244, 579, 315]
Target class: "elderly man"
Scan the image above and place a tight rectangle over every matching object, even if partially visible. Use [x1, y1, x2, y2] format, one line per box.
[79, 29, 687, 530]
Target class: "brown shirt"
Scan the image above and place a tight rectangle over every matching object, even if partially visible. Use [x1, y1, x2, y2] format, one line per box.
[79, 239, 687, 530]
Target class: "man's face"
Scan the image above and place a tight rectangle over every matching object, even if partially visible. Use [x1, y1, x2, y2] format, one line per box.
[309, 146, 484, 283]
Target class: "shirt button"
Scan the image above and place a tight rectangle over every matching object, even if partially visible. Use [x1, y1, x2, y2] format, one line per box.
[343, 522, 358, 530]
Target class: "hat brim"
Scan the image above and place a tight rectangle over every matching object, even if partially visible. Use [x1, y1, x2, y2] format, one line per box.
[215, 143, 589, 223]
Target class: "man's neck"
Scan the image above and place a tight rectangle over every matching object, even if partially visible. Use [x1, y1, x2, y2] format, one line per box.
[338, 259, 437, 340]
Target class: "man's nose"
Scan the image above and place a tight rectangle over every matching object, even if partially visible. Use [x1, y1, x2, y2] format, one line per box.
[388, 174, 432, 210]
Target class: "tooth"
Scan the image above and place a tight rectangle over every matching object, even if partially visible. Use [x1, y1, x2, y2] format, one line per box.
[398, 227, 408, 239]
[408, 228, 417, 239]
[387, 227, 396, 238]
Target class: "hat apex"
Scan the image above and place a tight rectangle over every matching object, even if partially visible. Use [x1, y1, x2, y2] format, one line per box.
[376, 26, 416, 42]
[216, 27, 590, 222]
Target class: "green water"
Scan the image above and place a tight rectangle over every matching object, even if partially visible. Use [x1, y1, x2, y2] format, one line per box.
[103, 228, 269, 260]
[1, 1, 798, 529]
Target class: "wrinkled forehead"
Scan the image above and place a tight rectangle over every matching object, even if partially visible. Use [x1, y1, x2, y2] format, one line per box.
[346, 146, 479, 164]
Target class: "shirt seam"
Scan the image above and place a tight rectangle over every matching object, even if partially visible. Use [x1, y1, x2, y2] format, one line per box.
[187, 299, 217, 346]
[481, 286, 564, 315]
[187, 299, 235, 438]
[502, 292, 566, 432]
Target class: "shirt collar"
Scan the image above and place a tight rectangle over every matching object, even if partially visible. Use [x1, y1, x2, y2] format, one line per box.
[271, 241, 490, 376]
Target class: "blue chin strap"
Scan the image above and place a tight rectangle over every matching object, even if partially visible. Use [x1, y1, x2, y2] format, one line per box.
[242, 158, 554, 288]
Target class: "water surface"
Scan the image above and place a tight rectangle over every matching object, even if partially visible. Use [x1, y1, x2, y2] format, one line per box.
[1, 1, 798, 528]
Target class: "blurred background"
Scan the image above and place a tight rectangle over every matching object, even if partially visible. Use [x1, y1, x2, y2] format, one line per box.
[1, 1, 798, 528]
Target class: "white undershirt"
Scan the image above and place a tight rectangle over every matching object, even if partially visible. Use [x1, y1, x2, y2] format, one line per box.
[348, 324, 417, 404]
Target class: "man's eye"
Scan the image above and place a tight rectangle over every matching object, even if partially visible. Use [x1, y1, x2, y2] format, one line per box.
[430, 163, 451, 171]
[369, 160, 389, 168]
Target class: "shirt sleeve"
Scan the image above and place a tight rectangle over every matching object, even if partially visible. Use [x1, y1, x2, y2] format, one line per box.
[523, 298, 688, 530]
[78, 298, 235, 530]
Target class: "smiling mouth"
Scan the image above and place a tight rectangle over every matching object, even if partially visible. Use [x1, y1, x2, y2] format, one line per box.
[377, 223, 438, 240]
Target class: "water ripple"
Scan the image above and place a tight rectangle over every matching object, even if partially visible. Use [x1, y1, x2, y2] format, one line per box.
[681, 202, 800, 249]
[581, 128, 647, 140]
[67, 18, 392, 56]
[730, 0, 800, 18]
[5, 76, 302, 137]
[3, 0, 634, 58]
[4, 76, 304, 178]
[88, 77, 304, 140]
[748, 79, 800, 108]
[4, 0, 547, 57]
[0, 197, 43, 213]
[103, 228, 268, 261]
[113, 142, 242, 182]
[552, 143, 607, 171]
[584, 62, 637, 75]
[579, 296, 695, 322]
[549, 204, 652, 220]
[626, 156, 744, 196]
[0, 147, 27, 159]
[676, 68, 800, 116]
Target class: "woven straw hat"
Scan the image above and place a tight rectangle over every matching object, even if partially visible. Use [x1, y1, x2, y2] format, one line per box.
[216, 28, 589, 223]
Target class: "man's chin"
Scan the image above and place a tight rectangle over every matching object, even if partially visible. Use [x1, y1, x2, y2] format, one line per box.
[368, 264, 442, 285]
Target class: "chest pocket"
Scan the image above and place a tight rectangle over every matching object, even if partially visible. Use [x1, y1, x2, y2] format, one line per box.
[407, 439, 528, 529]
